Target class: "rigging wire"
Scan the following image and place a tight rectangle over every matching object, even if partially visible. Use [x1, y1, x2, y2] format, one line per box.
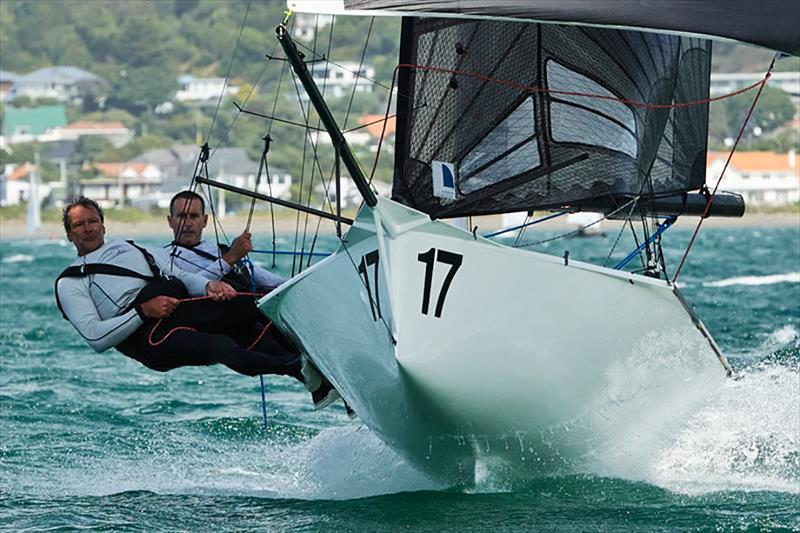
[515, 196, 640, 248]
[205, 0, 253, 144]
[297, 14, 337, 274]
[305, 17, 377, 267]
[673, 60, 776, 283]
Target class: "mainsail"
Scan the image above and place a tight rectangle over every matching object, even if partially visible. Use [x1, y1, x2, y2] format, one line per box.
[391, 19, 711, 217]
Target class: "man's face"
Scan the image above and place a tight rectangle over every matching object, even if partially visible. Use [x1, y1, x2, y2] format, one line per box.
[168, 198, 208, 246]
[67, 205, 106, 256]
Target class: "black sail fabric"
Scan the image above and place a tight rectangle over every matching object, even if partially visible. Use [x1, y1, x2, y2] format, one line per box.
[389, 18, 712, 218]
[343, 0, 800, 57]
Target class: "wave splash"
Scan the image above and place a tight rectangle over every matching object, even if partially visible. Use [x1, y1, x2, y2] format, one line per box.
[703, 272, 800, 287]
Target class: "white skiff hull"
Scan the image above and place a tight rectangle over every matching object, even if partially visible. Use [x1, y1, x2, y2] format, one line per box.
[260, 198, 730, 483]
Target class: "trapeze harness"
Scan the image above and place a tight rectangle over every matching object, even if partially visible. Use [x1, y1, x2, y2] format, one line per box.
[166, 241, 255, 292]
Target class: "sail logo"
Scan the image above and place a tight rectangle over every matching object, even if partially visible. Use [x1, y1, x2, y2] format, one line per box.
[432, 161, 456, 199]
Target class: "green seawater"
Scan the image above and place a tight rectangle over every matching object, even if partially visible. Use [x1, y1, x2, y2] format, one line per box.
[1, 226, 798, 531]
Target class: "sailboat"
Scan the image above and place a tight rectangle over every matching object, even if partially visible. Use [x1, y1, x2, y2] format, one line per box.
[201, 1, 798, 483]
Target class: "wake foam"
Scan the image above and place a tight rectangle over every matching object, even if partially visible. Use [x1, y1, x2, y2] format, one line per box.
[648, 362, 800, 495]
[702, 272, 800, 288]
[21, 424, 442, 501]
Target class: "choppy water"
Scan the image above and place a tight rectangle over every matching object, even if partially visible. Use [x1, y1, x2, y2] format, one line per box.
[1, 225, 798, 531]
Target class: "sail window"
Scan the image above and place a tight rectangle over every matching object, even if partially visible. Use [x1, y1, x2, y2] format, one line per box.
[458, 97, 541, 195]
[547, 61, 637, 159]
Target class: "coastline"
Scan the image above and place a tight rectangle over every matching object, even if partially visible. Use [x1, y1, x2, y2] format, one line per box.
[1, 211, 797, 240]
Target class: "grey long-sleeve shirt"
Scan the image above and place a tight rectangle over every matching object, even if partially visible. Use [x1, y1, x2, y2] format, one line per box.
[56, 240, 210, 353]
[155, 240, 286, 292]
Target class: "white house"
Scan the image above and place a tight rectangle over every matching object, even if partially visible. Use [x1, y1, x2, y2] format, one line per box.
[710, 72, 800, 104]
[708, 150, 799, 206]
[9, 66, 106, 103]
[55, 121, 132, 147]
[0, 163, 52, 207]
[175, 75, 239, 103]
[308, 61, 375, 99]
[80, 162, 163, 206]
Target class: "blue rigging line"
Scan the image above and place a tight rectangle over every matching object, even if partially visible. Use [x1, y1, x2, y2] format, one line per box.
[613, 217, 676, 270]
[250, 249, 331, 257]
[483, 211, 568, 239]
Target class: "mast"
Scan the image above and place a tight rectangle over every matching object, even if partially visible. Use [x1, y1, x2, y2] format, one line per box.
[275, 24, 378, 208]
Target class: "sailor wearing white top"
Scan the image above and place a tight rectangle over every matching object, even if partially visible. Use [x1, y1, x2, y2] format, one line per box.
[159, 190, 285, 293]
[155, 190, 341, 409]
[56, 239, 210, 352]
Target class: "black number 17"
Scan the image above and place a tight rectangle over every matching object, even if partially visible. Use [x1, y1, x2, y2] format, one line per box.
[417, 248, 463, 318]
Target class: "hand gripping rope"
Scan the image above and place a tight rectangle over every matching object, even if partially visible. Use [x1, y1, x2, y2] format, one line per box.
[145, 292, 269, 349]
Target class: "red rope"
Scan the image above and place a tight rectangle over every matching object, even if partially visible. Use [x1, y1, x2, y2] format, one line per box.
[672, 67, 775, 283]
[395, 63, 768, 110]
[146, 292, 268, 347]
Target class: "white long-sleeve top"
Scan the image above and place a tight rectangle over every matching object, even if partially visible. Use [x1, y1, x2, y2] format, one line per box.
[56, 240, 210, 353]
[155, 240, 286, 292]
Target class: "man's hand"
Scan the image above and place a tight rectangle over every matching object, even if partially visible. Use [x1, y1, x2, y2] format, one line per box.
[206, 280, 236, 301]
[139, 296, 179, 319]
[222, 231, 253, 265]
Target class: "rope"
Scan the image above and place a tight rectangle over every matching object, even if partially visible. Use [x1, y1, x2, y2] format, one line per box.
[146, 292, 266, 347]
[672, 63, 776, 283]
[395, 63, 770, 110]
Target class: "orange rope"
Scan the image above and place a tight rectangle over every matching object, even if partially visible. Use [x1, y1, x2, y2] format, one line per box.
[146, 292, 268, 347]
[395, 63, 769, 110]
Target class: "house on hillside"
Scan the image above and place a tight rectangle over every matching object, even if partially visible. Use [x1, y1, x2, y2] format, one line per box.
[308, 62, 375, 98]
[128, 145, 292, 210]
[58, 121, 132, 147]
[0, 163, 52, 207]
[709, 150, 799, 206]
[292, 12, 333, 41]
[9, 66, 107, 104]
[79, 162, 163, 206]
[175, 75, 239, 104]
[1, 105, 68, 144]
[0, 70, 18, 102]
[205, 147, 292, 200]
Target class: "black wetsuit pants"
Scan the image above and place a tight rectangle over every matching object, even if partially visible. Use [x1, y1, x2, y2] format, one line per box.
[115, 278, 303, 379]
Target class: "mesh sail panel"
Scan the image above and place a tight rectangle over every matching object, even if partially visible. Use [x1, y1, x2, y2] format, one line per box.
[391, 18, 710, 218]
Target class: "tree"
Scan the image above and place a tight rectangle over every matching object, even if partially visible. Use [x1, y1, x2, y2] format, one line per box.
[108, 66, 178, 115]
[724, 85, 795, 135]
